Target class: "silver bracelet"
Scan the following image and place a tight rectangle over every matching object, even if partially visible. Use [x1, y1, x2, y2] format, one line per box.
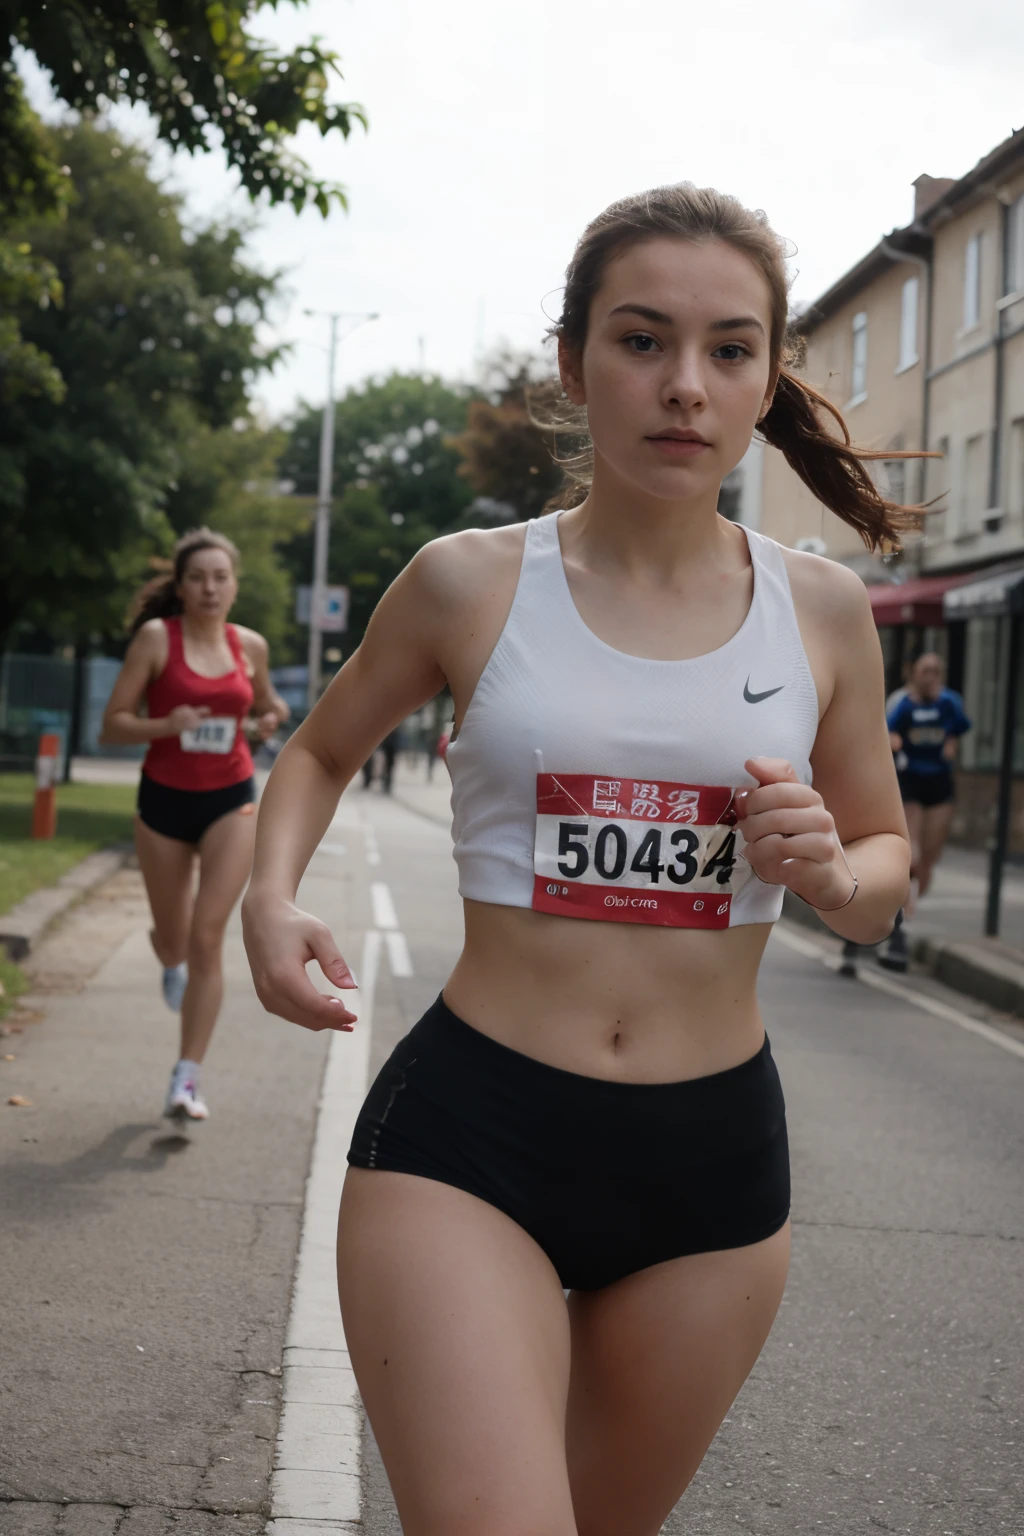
[798, 875, 859, 913]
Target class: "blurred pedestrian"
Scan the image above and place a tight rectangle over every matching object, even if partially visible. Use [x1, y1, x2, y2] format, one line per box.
[879, 652, 970, 969]
[102, 528, 289, 1122]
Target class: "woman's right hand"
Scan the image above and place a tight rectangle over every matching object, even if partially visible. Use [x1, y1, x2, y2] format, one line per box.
[242, 890, 358, 1032]
[165, 704, 211, 735]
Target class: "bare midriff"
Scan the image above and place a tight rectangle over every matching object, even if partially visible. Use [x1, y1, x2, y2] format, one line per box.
[443, 899, 772, 1084]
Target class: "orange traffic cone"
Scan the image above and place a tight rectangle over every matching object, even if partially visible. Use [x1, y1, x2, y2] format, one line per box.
[31, 733, 61, 840]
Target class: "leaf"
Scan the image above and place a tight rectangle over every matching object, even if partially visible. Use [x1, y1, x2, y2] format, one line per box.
[7, 1095, 32, 1107]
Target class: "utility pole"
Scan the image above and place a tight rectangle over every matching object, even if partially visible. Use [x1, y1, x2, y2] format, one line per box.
[304, 310, 378, 712]
[306, 314, 338, 712]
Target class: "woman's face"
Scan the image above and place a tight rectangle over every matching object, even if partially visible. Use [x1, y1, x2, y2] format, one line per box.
[178, 547, 238, 620]
[560, 235, 776, 506]
[912, 654, 944, 699]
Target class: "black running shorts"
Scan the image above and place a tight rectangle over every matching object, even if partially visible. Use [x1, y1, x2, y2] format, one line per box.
[348, 995, 790, 1291]
[136, 772, 256, 844]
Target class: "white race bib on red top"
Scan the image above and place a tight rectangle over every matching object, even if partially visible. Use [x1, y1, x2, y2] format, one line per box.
[532, 773, 750, 928]
[179, 716, 238, 754]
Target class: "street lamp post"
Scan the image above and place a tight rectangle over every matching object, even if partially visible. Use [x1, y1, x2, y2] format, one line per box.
[304, 309, 378, 713]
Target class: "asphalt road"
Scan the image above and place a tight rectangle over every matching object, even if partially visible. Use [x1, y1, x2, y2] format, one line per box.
[359, 776, 1024, 1536]
[3, 769, 1022, 1536]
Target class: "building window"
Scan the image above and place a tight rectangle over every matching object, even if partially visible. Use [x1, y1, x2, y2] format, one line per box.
[884, 458, 907, 505]
[850, 310, 868, 401]
[1008, 195, 1024, 295]
[963, 432, 987, 529]
[1011, 417, 1024, 516]
[897, 276, 919, 370]
[960, 617, 1024, 774]
[963, 233, 982, 329]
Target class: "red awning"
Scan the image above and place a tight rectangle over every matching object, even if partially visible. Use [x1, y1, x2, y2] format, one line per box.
[868, 572, 974, 627]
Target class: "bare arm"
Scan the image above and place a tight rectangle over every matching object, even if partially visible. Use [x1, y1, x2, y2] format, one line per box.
[738, 559, 910, 945]
[237, 628, 290, 739]
[100, 621, 210, 745]
[241, 544, 450, 1030]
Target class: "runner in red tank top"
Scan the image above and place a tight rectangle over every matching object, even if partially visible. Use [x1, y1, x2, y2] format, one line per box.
[102, 529, 289, 1122]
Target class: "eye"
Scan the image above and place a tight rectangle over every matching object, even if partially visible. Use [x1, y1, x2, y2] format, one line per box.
[624, 332, 660, 354]
[713, 342, 752, 362]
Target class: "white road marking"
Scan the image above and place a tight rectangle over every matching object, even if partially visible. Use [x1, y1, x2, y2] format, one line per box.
[370, 882, 399, 931]
[362, 824, 381, 867]
[385, 930, 413, 977]
[772, 923, 1024, 1063]
[318, 842, 346, 856]
[269, 926, 379, 1531]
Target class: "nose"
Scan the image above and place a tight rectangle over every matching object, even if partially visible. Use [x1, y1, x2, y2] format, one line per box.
[661, 345, 708, 413]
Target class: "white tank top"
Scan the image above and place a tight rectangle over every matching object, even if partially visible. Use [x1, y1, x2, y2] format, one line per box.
[446, 512, 819, 930]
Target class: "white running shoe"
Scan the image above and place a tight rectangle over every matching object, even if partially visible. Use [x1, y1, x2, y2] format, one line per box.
[164, 1061, 209, 1122]
[161, 963, 188, 1011]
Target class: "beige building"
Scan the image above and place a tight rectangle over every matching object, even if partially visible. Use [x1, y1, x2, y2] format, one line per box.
[736, 127, 1024, 850]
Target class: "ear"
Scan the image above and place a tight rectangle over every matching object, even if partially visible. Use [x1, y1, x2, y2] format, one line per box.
[558, 336, 586, 407]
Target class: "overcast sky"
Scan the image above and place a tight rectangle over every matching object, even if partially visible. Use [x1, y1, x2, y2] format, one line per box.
[23, 0, 1024, 421]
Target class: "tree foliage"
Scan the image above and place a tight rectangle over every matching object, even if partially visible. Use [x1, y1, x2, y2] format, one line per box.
[277, 373, 477, 659]
[451, 348, 562, 522]
[0, 117, 284, 652]
[2, 0, 364, 214]
[164, 422, 310, 656]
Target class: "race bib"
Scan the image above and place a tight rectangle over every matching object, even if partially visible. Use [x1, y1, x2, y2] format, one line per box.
[532, 773, 751, 929]
[179, 716, 238, 754]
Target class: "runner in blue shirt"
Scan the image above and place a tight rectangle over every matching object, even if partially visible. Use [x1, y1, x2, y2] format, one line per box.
[887, 652, 970, 915]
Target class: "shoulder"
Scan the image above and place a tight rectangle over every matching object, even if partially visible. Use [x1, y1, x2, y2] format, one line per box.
[403, 521, 529, 607]
[232, 624, 269, 662]
[776, 543, 874, 635]
[131, 618, 170, 659]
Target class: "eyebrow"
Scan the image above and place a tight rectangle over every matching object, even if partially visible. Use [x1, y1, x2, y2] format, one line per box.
[608, 303, 766, 337]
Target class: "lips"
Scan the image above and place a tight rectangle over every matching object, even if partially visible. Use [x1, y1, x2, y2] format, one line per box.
[646, 433, 710, 457]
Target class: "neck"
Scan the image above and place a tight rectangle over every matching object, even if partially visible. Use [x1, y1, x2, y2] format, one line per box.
[557, 455, 745, 582]
[180, 612, 227, 643]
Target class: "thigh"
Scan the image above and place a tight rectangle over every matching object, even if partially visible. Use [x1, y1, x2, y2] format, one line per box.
[337, 1168, 577, 1536]
[192, 799, 257, 934]
[919, 798, 954, 865]
[566, 1224, 791, 1536]
[134, 815, 195, 948]
[901, 797, 924, 858]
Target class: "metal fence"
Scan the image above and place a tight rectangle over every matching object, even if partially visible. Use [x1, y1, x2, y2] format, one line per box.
[0, 654, 145, 774]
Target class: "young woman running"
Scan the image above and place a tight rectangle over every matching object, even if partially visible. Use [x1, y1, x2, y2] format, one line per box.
[103, 529, 289, 1122]
[243, 186, 917, 1536]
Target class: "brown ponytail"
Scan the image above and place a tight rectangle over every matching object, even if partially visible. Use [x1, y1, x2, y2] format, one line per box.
[759, 369, 931, 550]
[127, 528, 240, 637]
[539, 182, 933, 551]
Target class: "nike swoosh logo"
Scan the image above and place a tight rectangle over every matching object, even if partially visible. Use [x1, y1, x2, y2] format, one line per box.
[744, 677, 785, 704]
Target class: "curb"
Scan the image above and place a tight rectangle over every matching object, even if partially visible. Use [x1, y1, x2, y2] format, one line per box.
[267, 927, 376, 1534]
[0, 844, 133, 961]
[781, 891, 1024, 1018]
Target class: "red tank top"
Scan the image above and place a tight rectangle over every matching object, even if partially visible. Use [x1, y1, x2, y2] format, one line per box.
[143, 617, 255, 791]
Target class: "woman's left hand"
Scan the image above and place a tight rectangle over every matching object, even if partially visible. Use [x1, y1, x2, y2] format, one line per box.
[735, 756, 855, 910]
[254, 710, 281, 742]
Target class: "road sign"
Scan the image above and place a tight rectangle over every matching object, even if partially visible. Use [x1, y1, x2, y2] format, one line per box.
[296, 585, 350, 633]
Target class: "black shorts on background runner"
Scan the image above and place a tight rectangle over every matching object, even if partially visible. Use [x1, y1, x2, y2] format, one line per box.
[898, 769, 954, 808]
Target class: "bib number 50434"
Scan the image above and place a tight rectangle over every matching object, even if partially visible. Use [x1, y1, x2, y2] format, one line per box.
[556, 820, 736, 887]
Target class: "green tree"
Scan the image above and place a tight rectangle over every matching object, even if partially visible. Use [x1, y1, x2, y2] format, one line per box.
[278, 373, 477, 655]
[1, 1, 364, 402]
[2, 0, 363, 213]
[0, 118, 283, 652]
[451, 348, 563, 522]
[164, 422, 311, 656]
